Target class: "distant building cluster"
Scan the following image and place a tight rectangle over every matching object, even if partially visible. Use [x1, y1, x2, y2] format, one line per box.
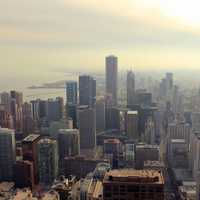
[1, 55, 200, 199]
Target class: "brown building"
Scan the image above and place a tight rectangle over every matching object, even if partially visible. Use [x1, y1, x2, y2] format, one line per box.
[14, 160, 34, 189]
[103, 169, 164, 200]
[22, 134, 41, 184]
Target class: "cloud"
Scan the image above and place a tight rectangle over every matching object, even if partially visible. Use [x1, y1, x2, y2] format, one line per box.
[0, 0, 200, 73]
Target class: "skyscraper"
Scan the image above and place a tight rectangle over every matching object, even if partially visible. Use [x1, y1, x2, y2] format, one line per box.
[58, 129, 80, 173]
[22, 102, 34, 136]
[166, 72, 173, 91]
[66, 81, 78, 105]
[79, 75, 96, 107]
[78, 106, 96, 150]
[22, 134, 41, 184]
[126, 110, 139, 140]
[46, 97, 64, 123]
[0, 128, 16, 181]
[10, 90, 23, 131]
[127, 70, 135, 107]
[66, 81, 78, 128]
[105, 107, 120, 130]
[14, 160, 34, 189]
[0, 105, 13, 129]
[57, 129, 80, 174]
[105, 55, 118, 106]
[37, 138, 58, 186]
[0, 92, 11, 113]
[96, 97, 106, 133]
[58, 129, 80, 157]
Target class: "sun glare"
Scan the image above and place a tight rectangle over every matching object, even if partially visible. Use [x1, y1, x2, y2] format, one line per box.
[159, 0, 200, 26]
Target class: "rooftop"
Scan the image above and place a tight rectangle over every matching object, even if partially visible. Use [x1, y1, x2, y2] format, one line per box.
[103, 169, 164, 184]
[42, 191, 60, 200]
[0, 128, 14, 134]
[136, 144, 159, 150]
[59, 129, 79, 134]
[23, 134, 40, 142]
[178, 181, 196, 200]
[171, 139, 186, 143]
[173, 168, 194, 182]
[127, 111, 138, 115]
[0, 182, 14, 192]
[13, 189, 36, 200]
[104, 138, 121, 144]
[38, 138, 57, 144]
[144, 160, 165, 168]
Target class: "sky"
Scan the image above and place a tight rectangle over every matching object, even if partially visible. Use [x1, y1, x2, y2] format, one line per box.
[1, 0, 200, 80]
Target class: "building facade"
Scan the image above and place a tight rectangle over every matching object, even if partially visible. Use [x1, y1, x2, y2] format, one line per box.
[0, 128, 16, 181]
[37, 138, 58, 186]
[103, 169, 164, 200]
[105, 55, 118, 106]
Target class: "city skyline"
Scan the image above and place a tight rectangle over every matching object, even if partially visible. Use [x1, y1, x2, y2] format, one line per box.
[1, 1, 200, 199]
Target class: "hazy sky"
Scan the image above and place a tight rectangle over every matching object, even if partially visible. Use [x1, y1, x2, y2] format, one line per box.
[1, 0, 200, 77]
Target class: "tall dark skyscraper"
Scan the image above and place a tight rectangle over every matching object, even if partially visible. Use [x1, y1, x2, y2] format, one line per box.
[106, 55, 118, 106]
[105, 107, 120, 130]
[66, 81, 78, 105]
[79, 75, 96, 107]
[66, 81, 78, 128]
[127, 70, 135, 107]
[78, 106, 96, 150]
[0, 128, 16, 181]
[22, 134, 41, 184]
[166, 72, 173, 91]
[37, 138, 58, 186]
[46, 97, 64, 123]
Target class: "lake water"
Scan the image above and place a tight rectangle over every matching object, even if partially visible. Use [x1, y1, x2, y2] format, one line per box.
[0, 72, 78, 102]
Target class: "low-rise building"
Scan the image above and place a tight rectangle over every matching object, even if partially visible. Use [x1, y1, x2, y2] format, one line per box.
[103, 169, 164, 200]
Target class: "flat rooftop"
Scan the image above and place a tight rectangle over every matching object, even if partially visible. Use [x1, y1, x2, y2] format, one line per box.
[127, 111, 138, 115]
[0, 128, 14, 134]
[23, 134, 40, 142]
[103, 169, 164, 184]
[104, 138, 121, 144]
[144, 160, 165, 167]
[172, 168, 194, 182]
[171, 139, 186, 143]
[0, 182, 14, 192]
[136, 144, 159, 150]
[59, 129, 79, 135]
